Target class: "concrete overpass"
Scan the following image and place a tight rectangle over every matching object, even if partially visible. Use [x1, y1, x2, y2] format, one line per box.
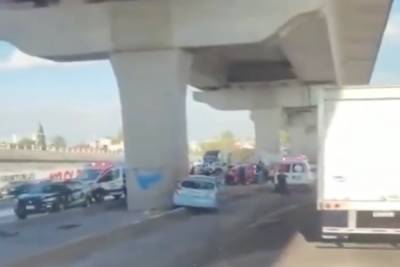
[0, 0, 392, 210]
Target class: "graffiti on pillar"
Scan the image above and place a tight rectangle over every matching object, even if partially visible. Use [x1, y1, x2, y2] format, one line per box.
[135, 170, 162, 190]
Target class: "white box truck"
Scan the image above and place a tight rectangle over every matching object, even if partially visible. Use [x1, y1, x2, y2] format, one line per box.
[318, 86, 400, 239]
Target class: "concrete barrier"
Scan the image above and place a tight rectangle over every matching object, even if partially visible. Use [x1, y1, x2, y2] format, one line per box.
[5, 208, 187, 267]
[0, 150, 123, 163]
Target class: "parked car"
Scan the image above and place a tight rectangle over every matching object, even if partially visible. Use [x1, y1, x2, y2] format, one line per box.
[1, 182, 34, 198]
[90, 164, 127, 203]
[75, 166, 105, 201]
[173, 175, 220, 210]
[225, 164, 257, 185]
[14, 181, 90, 219]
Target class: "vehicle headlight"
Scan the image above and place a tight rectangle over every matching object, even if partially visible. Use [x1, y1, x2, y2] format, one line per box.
[43, 197, 57, 202]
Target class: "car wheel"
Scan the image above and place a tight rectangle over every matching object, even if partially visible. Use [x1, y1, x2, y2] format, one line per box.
[82, 197, 91, 208]
[94, 191, 104, 203]
[53, 201, 65, 212]
[16, 212, 27, 220]
[59, 202, 66, 211]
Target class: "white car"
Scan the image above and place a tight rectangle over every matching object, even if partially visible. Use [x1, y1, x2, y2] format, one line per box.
[173, 175, 220, 210]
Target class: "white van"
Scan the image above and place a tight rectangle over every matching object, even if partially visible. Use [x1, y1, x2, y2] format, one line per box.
[271, 156, 314, 188]
[90, 165, 127, 202]
[76, 164, 126, 202]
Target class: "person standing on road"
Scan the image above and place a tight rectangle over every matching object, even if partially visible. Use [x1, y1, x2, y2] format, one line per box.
[256, 161, 265, 184]
[277, 169, 289, 194]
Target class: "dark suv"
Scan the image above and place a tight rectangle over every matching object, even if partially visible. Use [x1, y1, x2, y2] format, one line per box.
[1, 182, 33, 199]
[14, 181, 90, 219]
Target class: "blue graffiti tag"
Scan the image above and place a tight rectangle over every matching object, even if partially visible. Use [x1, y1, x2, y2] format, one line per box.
[136, 171, 162, 190]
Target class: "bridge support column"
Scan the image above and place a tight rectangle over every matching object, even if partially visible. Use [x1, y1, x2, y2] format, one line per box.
[111, 49, 192, 211]
[251, 108, 286, 163]
[286, 107, 317, 163]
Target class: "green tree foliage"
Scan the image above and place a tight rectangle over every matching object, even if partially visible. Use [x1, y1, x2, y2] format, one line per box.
[231, 148, 255, 163]
[198, 131, 237, 154]
[51, 136, 67, 148]
[195, 132, 256, 164]
[36, 123, 47, 150]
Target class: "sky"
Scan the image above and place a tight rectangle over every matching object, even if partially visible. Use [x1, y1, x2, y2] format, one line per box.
[0, 1, 399, 145]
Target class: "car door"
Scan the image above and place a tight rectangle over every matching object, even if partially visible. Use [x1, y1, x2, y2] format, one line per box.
[289, 162, 307, 184]
[47, 183, 66, 203]
[66, 182, 85, 205]
[98, 169, 122, 192]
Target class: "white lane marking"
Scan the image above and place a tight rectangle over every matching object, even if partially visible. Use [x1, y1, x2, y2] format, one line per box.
[147, 207, 185, 220]
[165, 207, 185, 215]
[247, 204, 299, 228]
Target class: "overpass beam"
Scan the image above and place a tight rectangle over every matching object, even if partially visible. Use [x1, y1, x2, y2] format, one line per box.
[111, 49, 192, 211]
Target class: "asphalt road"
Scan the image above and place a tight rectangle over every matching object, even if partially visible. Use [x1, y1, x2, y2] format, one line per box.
[58, 189, 313, 267]
[0, 198, 16, 223]
[4, 186, 400, 267]
[0, 184, 275, 266]
[59, 189, 400, 267]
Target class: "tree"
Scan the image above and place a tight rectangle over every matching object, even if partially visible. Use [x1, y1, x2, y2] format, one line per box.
[198, 131, 238, 154]
[18, 138, 35, 147]
[51, 136, 67, 148]
[36, 123, 47, 150]
[219, 131, 236, 153]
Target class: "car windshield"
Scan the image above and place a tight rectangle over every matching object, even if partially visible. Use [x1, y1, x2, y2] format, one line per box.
[76, 169, 101, 181]
[181, 180, 215, 190]
[27, 184, 54, 194]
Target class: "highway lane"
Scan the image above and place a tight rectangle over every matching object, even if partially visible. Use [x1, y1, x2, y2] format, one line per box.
[60, 189, 313, 267]
[0, 198, 16, 224]
[0, 184, 275, 266]
[0, 197, 141, 266]
[0, 195, 119, 224]
[8, 184, 400, 267]
[58, 190, 400, 267]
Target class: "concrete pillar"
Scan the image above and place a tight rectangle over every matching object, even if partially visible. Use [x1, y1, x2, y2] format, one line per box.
[111, 49, 192, 211]
[286, 107, 317, 163]
[251, 108, 286, 163]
